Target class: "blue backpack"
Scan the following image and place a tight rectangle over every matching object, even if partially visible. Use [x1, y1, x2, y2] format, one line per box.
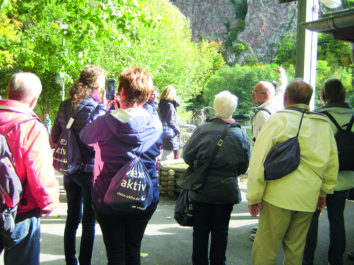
[0, 118, 38, 236]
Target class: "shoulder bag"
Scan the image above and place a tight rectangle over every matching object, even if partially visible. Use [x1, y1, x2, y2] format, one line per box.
[264, 110, 305, 181]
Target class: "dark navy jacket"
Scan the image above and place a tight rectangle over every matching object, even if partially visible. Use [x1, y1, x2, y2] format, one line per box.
[80, 107, 162, 215]
[158, 99, 180, 150]
[51, 96, 106, 172]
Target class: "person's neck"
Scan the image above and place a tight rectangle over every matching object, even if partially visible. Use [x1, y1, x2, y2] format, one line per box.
[220, 117, 235, 124]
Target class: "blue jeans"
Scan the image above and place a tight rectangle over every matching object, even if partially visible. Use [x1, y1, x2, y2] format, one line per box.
[192, 200, 233, 265]
[64, 172, 96, 265]
[0, 217, 40, 265]
[303, 190, 349, 265]
[95, 204, 157, 265]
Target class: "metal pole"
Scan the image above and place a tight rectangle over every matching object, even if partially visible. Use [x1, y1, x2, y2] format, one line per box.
[61, 36, 65, 102]
[295, 0, 319, 110]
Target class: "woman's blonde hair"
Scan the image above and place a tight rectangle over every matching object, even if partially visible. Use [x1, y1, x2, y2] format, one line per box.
[160, 85, 177, 102]
[213, 91, 238, 119]
[118, 67, 153, 107]
[69, 65, 105, 109]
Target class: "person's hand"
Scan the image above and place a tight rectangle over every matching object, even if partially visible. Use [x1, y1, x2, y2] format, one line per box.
[316, 196, 326, 210]
[106, 95, 121, 111]
[248, 203, 263, 217]
[274, 67, 285, 75]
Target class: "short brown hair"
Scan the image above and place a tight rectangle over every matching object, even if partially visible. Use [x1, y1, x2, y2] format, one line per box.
[285, 80, 313, 105]
[118, 67, 153, 106]
[320, 78, 345, 104]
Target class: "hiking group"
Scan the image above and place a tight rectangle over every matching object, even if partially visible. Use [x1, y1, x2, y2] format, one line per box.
[0, 66, 353, 265]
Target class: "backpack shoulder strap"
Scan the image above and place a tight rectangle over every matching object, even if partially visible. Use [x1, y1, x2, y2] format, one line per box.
[3, 118, 39, 136]
[66, 101, 91, 129]
[346, 114, 354, 131]
[257, 108, 271, 115]
[321, 111, 344, 131]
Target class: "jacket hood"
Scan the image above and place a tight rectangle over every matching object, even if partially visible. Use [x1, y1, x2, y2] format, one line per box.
[104, 107, 160, 147]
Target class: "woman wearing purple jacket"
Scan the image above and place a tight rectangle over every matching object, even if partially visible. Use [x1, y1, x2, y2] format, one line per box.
[80, 67, 162, 265]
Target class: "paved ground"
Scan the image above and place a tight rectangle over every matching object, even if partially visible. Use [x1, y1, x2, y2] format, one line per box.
[1, 175, 354, 265]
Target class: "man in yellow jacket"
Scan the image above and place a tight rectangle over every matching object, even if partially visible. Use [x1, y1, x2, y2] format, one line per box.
[247, 80, 338, 265]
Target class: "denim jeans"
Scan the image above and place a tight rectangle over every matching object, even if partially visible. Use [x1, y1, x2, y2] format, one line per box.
[95, 203, 157, 265]
[0, 217, 40, 265]
[64, 172, 96, 265]
[192, 200, 233, 265]
[303, 190, 349, 265]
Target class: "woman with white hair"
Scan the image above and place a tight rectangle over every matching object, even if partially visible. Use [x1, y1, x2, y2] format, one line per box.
[183, 90, 250, 265]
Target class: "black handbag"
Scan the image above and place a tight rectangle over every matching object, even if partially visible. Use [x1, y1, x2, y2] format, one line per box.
[264, 110, 305, 181]
[176, 124, 230, 191]
[174, 124, 230, 227]
[174, 189, 193, 226]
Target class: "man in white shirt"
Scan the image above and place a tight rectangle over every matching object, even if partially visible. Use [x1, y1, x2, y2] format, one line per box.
[251, 67, 288, 142]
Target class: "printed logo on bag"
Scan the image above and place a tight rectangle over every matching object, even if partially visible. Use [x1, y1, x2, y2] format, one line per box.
[118, 168, 147, 201]
[104, 157, 153, 212]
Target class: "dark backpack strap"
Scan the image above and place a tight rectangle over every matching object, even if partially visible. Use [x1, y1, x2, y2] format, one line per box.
[257, 108, 271, 115]
[321, 111, 343, 131]
[346, 114, 354, 131]
[4, 118, 39, 136]
[2, 117, 40, 165]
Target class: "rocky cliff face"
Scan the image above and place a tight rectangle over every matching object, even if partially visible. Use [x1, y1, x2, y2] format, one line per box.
[170, 0, 238, 41]
[171, 0, 298, 64]
[237, 0, 298, 63]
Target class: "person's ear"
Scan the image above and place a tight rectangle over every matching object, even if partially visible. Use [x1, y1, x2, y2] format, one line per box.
[29, 96, 39, 110]
[265, 92, 271, 101]
[283, 94, 288, 107]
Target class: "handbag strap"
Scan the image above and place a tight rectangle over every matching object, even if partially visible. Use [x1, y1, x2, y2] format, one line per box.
[286, 107, 305, 138]
[199, 123, 230, 185]
[296, 111, 305, 138]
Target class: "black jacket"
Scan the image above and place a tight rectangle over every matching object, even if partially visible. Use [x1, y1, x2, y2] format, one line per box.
[51, 96, 106, 172]
[183, 118, 250, 204]
[158, 99, 180, 150]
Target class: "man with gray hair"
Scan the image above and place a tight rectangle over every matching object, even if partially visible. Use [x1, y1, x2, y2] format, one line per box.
[0, 72, 59, 265]
[251, 67, 288, 142]
[247, 80, 338, 265]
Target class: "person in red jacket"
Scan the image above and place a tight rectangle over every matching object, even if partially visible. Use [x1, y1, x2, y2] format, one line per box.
[0, 72, 60, 265]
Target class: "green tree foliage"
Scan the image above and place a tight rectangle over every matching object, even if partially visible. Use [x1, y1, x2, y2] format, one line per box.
[0, 13, 20, 67]
[0, 0, 222, 122]
[274, 34, 296, 67]
[203, 64, 286, 117]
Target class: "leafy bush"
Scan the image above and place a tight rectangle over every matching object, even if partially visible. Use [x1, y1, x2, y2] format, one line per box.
[202, 64, 286, 116]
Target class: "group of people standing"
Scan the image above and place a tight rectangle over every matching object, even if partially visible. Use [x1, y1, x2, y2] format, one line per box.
[50, 66, 181, 265]
[0, 64, 353, 265]
[183, 67, 353, 265]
